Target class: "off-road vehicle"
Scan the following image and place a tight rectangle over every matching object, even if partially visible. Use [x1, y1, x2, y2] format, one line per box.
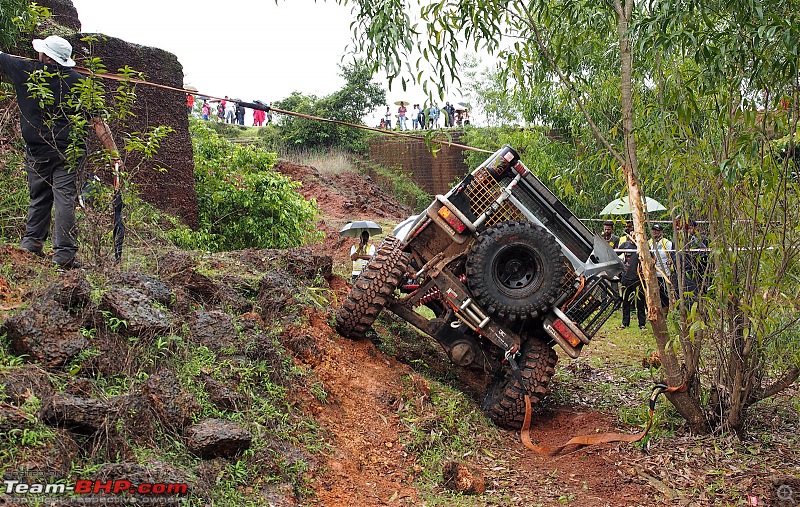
[336, 145, 623, 428]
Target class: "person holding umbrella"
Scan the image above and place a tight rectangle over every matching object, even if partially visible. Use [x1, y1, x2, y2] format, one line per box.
[350, 230, 376, 281]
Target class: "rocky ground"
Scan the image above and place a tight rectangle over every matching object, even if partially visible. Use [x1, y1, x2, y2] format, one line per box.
[0, 160, 798, 507]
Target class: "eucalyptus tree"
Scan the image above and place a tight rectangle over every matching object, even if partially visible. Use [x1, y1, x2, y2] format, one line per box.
[334, 0, 800, 434]
[636, 0, 800, 432]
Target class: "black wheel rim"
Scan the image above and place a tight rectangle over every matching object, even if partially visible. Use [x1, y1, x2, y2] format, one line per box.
[492, 244, 544, 296]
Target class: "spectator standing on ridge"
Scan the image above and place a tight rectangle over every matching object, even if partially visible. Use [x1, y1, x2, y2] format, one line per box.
[225, 100, 236, 124]
[186, 93, 194, 115]
[201, 100, 210, 120]
[411, 104, 420, 129]
[253, 107, 265, 126]
[444, 102, 455, 127]
[235, 101, 245, 125]
[428, 104, 439, 128]
[216, 98, 226, 122]
[383, 106, 392, 130]
[398, 103, 407, 130]
[0, 35, 122, 269]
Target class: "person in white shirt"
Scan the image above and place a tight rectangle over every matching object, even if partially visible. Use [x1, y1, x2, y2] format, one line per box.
[225, 100, 237, 124]
[350, 231, 376, 281]
[411, 104, 420, 129]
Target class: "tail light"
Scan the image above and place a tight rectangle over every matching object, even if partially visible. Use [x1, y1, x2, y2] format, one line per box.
[513, 161, 529, 176]
[553, 319, 581, 347]
[438, 206, 467, 233]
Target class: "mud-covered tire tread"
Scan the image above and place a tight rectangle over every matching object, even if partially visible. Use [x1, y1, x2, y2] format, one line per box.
[335, 236, 409, 340]
[481, 338, 558, 430]
[466, 220, 568, 321]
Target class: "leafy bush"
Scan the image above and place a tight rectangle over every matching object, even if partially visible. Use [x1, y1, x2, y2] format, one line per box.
[0, 1, 49, 52]
[0, 150, 28, 243]
[174, 120, 321, 251]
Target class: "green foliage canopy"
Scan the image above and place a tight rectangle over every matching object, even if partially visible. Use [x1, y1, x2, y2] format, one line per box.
[272, 59, 385, 153]
[335, 0, 800, 430]
[0, 0, 48, 51]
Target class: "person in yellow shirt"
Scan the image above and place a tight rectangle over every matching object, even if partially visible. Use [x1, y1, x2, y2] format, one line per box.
[350, 231, 376, 281]
[618, 221, 634, 245]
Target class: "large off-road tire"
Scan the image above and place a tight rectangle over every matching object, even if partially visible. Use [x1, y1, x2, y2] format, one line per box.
[465, 220, 568, 321]
[336, 236, 409, 340]
[481, 336, 558, 429]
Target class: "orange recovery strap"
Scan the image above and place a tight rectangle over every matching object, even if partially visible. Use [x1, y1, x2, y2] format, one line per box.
[519, 382, 685, 456]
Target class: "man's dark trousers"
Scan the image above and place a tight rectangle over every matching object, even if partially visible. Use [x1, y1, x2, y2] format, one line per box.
[20, 152, 79, 265]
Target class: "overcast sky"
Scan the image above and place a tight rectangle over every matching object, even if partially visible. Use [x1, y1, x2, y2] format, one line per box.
[70, 0, 471, 126]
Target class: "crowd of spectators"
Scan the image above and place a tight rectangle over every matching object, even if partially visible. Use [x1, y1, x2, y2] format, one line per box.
[379, 101, 470, 130]
[187, 94, 272, 126]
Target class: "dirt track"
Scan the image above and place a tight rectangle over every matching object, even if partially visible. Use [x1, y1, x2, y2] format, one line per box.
[273, 160, 652, 506]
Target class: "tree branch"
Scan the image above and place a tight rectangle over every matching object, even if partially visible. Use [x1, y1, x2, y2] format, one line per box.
[509, 3, 626, 167]
[749, 366, 800, 404]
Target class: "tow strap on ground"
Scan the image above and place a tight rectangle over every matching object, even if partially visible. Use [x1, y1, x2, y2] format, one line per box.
[521, 382, 684, 456]
[507, 353, 684, 456]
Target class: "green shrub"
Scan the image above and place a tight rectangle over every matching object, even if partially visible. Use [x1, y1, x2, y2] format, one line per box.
[176, 120, 321, 251]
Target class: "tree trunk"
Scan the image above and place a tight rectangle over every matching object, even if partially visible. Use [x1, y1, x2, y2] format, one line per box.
[614, 0, 709, 434]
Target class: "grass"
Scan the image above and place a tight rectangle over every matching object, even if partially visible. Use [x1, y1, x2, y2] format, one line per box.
[357, 159, 432, 212]
[281, 148, 354, 176]
[393, 374, 503, 506]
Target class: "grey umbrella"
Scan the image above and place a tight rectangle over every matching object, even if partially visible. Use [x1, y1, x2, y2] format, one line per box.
[339, 220, 382, 237]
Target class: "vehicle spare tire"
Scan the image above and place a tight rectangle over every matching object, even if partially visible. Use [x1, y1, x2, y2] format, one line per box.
[465, 220, 568, 321]
[481, 335, 558, 429]
[335, 236, 409, 340]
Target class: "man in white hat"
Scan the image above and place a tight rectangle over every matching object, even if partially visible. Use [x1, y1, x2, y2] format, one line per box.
[0, 36, 121, 269]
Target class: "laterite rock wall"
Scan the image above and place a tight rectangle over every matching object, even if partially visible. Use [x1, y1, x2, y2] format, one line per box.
[367, 135, 470, 196]
[37, 0, 199, 227]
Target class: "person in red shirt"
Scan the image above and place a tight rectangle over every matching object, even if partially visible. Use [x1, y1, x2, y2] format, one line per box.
[186, 93, 194, 115]
[398, 104, 407, 130]
[253, 108, 265, 126]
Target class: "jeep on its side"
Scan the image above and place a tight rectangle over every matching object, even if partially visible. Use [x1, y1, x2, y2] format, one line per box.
[336, 145, 623, 428]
